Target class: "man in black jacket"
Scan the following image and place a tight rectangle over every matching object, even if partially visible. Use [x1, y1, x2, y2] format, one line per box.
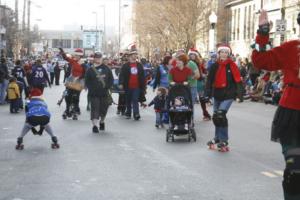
[85, 52, 113, 133]
[119, 45, 145, 120]
[0, 58, 9, 104]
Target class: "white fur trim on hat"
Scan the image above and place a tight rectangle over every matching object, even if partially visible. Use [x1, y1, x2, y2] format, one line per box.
[188, 50, 199, 56]
[217, 46, 231, 53]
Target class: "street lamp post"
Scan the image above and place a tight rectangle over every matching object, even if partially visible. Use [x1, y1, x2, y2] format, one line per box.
[99, 5, 106, 53]
[92, 12, 98, 51]
[118, 1, 129, 52]
[209, 11, 217, 52]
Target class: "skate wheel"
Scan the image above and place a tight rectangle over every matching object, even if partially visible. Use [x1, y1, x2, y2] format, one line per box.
[208, 145, 215, 150]
[51, 143, 60, 149]
[15, 144, 24, 150]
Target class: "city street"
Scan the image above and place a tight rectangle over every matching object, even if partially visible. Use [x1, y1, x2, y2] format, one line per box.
[0, 85, 284, 200]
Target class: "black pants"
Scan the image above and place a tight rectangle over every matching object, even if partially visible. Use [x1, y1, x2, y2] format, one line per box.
[50, 72, 55, 85]
[27, 115, 50, 126]
[54, 70, 60, 85]
[10, 99, 19, 113]
[117, 93, 126, 113]
[65, 89, 81, 113]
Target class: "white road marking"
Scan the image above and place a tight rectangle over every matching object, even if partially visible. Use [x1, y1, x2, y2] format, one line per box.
[273, 170, 284, 176]
[261, 171, 277, 178]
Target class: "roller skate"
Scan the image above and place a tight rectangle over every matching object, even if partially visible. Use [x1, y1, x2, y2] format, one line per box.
[62, 110, 70, 119]
[207, 139, 219, 150]
[15, 137, 24, 150]
[51, 136, 60, 149]
[217, 141, 229, 152]
[72, 114, 78, 120]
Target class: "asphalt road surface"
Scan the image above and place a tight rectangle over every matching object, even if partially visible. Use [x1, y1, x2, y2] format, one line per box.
[0, 84, 284, 200]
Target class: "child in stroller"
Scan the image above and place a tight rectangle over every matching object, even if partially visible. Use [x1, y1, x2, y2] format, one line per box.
[166, 84, 196, 142]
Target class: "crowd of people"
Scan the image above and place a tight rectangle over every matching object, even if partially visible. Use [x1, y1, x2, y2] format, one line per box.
[0, 10, 299, 199]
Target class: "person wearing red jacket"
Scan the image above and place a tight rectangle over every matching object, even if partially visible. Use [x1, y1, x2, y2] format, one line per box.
[251, 10, 300, 200]
[59, 48, 85, 120]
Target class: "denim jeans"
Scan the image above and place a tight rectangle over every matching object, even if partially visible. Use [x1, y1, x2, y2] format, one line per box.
[155, 112, 163, 125]
[190, 87, 198, 105]
[0, 79, 8, 104]
[125, 88, 140, 116]
[213, 98, 234, 142]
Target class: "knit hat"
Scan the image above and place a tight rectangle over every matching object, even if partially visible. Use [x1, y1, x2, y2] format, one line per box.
[30, 88, 42, 98]
[217, 44, 231, 54]
[73, 48, 84, 56]
[93, 52, 103, 58]
[188, 47, 200, 56]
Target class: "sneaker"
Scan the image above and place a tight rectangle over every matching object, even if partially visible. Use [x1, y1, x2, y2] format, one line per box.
[134, 114, 141, 120]
[99, 122, 105, 131]
[125, 113, 131, 119]
[92, 126, 99, 133]
[155, 124, 159, 128]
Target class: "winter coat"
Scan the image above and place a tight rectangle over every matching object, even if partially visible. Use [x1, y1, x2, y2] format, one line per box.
[85, 64, 114, 97]
[148, 95, 166, 112]
[206, 61, 243, 101]
[7, 82, 20, 100]
[26, 98, 51, 118]
[119, 62, 145, 90]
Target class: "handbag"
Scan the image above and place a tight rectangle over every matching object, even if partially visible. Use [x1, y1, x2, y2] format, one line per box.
[65, 76, 84, 91]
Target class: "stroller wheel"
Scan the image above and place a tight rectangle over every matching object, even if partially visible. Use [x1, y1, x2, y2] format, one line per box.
[171, 133, 175, 142]
[166, 130, 171, 142]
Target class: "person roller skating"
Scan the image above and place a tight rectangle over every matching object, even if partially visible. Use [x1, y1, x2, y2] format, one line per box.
[205, 44, 243, 153]
[15, 88, 60, 150]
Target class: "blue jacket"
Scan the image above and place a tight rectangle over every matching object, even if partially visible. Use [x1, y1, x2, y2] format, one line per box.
[26, 98, 51, 118]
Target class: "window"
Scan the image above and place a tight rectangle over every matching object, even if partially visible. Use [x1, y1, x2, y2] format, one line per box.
[52, 39, 60, 48]
[244, 6, 247, 40]
[237, 8, 240, 40]
[62, 39, 71, 48]
[248, 5, 251, 39]
[73, 40, 83, 48]
[232, 9, 236, 40]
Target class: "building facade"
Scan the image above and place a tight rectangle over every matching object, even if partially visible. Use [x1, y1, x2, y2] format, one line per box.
[226, 0, 300, 58]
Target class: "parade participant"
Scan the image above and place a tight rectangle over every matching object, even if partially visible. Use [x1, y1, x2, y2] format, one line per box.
[187, 48, 201, 104]
[12, 60, 29, 99]
[59, 48, 85, 119]
[7, 77, 20, 113]
[206, 44, 243, 152]
[29, 59, 51, 93]
[46, 60, 55, 85]
[168, 54, 192, 84]
[119, 44, 145, 120]
[54, 61, 61, 85]
[251, 10, 300, 199]
[116, 52, 129, 115]
[148, 87, 167, 128]
[85, 52, 113, 133]
[188, 49, 211, 121]
[15, 88, 59, 150]
[152, 56, 172, 90]
[0, 57, 9, 104]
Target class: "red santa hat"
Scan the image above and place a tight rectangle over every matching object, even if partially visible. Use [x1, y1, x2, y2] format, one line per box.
[29, 88, 42, 98]
[73, 48, 84, 56]
[128, 43, 138, 55]
[188, 47, 200, 56]
[217, 44, 231, 54]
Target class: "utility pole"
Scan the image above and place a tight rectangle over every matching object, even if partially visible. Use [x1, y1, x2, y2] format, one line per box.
[27, 0, 31, 56]
[15, 0, 19, 58]
[280, 0, 286, 44]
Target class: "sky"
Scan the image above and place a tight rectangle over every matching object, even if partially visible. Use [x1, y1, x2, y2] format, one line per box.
[2, 0, 132, 31]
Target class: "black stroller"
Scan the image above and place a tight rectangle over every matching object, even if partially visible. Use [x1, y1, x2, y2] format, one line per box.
[166, 84, 196, 142]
